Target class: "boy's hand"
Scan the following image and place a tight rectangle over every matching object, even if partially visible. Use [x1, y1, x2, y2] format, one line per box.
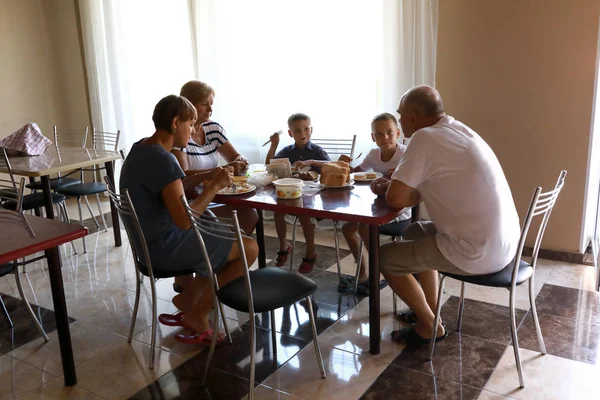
[293, 160, 311, 169]
[269, 132, 281, 147]
[370, 177, 390, 196]
[386, 168, 396, 178]
[338, 155, 352, 163]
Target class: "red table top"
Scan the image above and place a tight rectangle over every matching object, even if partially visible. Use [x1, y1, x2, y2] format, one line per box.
[0, 211, 88, 264]
[189, 181, 403, 225]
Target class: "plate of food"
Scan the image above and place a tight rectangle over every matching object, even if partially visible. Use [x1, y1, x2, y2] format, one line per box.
[217, 182, 256, 195]
[351, 172, 383, 182]
[324, 179, 355, 189]
[320, 161, 354, 188]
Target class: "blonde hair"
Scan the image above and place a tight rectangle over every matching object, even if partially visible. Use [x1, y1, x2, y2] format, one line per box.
[180, 80, 215, 106]
[152, 95, 197, 133]
[370, 112, 398, 131]
[287, 113, 311, 128]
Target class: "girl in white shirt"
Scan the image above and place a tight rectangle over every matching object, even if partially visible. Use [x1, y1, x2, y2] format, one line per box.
[340, 113, 411, 293]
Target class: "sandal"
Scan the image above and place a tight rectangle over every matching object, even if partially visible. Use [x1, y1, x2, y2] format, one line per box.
[390, 326, 448, 347]
[275, 245, 292, 267]
[337, 275, 356, 293]
[158, 312, 184, 327]
[298, 253, 318, 274]
[175, 329, 226, 345]
[355, 279, 388, 296]
[395, 310, 418, 324]
[173, 282, 185, 293]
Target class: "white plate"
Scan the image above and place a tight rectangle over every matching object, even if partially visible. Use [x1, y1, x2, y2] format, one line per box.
[351, 172, 383, 182]
[324, 179, 355, 189]
[217, 183, 257, 195]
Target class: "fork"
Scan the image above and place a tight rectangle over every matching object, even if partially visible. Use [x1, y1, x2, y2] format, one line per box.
[231, 182, 237, 193]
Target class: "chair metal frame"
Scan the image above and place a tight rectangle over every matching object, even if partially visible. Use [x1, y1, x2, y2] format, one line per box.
[428, 170, 567, 388]
[181, 198, 326, 400]
[0, 177, 49, 341]
[105, 178, 230, 369]
[288, 135, 357, 278]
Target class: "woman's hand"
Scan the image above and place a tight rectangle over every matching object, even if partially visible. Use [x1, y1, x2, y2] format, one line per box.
[227, 160, 248, 176]
[205, 167, 233, 192]
[370, 177, 390, 196]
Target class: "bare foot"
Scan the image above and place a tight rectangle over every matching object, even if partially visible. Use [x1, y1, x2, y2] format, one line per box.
[181, 313, 211, 334]
[413, 321, 445, 340]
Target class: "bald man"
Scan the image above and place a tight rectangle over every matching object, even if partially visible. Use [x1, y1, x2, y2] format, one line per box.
[371, 86, 520, 346]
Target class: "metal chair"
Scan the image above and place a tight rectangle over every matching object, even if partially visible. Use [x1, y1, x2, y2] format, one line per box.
[288, 135, 357, 277]
[428, 170, 567, 388]
[181, 197, 326, 400]
[104, 178, 229, 369]
[24, 127, 85, 191]
[0, 177, 50, 341]
[56, 128, 120, 252]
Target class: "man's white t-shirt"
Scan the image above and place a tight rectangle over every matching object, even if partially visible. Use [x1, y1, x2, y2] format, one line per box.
[358, 144, 411, 221]
[392, 116, 520, 274]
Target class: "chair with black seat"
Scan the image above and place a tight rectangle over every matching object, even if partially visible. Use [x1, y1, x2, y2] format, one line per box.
[25, 127, 86, 192]
[0, 177, 50, 341]
[104, 177, 231, 369]
[56, 128, 120, 253]
[428, 170, 567, 388]
[181, 196, 326, 400]
[1, 149, 69, 221]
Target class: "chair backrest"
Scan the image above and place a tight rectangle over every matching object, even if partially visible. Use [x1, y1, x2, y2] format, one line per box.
[311, 135, 357, 160]
[511, 170, 567, 287]
[180, 196, 255, 314]
[53, 126, 88, 178]
[104, 176, 154, 279]
[89, 127, 120, 152]
[0, 149, 18, 196]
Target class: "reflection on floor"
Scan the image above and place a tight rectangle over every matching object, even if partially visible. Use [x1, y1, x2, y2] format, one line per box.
[0, 217, 598, 399]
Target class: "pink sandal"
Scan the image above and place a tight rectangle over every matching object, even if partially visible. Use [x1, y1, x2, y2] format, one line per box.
[298, 252, 318, 274]
[158, 312, 184, 327]
[175, 329, 225, 345]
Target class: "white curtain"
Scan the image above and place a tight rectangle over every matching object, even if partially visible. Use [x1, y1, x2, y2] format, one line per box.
[79, 0, 438, 164]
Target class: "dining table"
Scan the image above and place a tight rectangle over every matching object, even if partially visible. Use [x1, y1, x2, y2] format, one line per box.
[188, 179, 420, 354]
[0, 210, 88, 386]
[1, 145, 122, 246]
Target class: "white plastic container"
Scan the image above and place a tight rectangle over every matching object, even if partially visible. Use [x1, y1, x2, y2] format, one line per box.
[273, 178, 304, 199]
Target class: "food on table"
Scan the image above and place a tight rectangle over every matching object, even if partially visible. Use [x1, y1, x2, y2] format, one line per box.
[320, 161, 350, 186]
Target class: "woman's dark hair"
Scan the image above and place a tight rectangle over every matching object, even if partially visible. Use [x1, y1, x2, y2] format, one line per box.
[152, 95, 197, 133]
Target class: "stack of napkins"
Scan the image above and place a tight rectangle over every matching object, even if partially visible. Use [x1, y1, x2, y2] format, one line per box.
[0, 123, 51, 156]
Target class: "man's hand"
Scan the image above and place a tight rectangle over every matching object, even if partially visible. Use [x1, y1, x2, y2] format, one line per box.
[370, 177, 390, 196]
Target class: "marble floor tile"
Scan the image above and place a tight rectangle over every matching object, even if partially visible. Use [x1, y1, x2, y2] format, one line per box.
[484, 346, 600, 400]
[191, 323, 308, 384]
[391, 332, 506, 389]
[75, 340, 185, 400]
[360, 364, 482, 400]
[130, 362, 250, 400]
[476, 390, 517, 399]
[440, 297, 527, 345]
[310, 271, 366, 309]
[517, 312, 600, 365]
[19, 375, 104, 400]
[0, 303, 71, 354]
[544, 262, 597, 292]
[263, 345, 389, 400]
[534, 284, 600, 325]
[0, 354, 55, 400]
[316, 309, 407, 362]
[8, 320, 125, 377]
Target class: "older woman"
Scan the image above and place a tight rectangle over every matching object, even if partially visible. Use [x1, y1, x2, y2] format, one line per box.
[120, 94, 258, 344]
[172, 80, 258, 232]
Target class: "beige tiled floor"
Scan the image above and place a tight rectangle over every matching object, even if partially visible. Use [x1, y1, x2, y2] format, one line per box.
[1, 220, 598, 399]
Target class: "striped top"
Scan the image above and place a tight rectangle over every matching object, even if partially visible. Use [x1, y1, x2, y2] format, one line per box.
[182, 121, 228, 170]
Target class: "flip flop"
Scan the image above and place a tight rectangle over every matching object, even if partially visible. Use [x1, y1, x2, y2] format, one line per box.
[158, 312, 184, 327]
[175, 329, 226, 345]
[395, 310, 418, 324]
[275, 245, 292, 267]
[390, 326, 448, 347]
